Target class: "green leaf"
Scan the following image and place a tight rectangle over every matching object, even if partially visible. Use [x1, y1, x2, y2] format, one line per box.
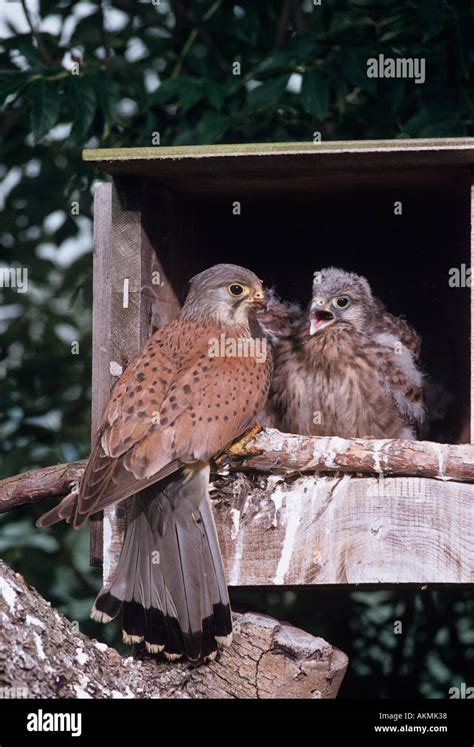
[150, 77, 191, 106]
[254, 39, 321, 76]
[254, 49, 297, 76]
[27, 77, 61, 142]
[197, 111, 229, 143]
[246, 74, 289, 111]
[0, 71, 29, 106]
[204, 80, 225, 110]
[67, 76, 97, 143]
[339, 49, 376, 94]
[301, 71, 330, 119]
[69, 11, 102, 49]
[2, 34, 42, 66]
[180, 84, 204, 113]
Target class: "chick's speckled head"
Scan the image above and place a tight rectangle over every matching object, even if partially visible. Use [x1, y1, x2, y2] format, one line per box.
[310, 267, 374, 335]
[182, 263, 266, 328]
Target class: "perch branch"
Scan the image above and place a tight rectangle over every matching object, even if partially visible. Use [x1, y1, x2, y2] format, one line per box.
[2, 430, 474, 514]
[220, 428, 474, 482]
[0, 460, 86, 514]
[0, 560, 347, 699]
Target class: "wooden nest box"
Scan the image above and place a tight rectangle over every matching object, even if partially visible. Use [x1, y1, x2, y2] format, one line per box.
[83, 138, 474, 588]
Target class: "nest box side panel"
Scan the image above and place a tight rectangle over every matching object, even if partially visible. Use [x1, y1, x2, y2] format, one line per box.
[213, 474, 474, 586]
[471, 178, 474, 443]
[89, 178, 182, 575]
[90, 182, 112, 566]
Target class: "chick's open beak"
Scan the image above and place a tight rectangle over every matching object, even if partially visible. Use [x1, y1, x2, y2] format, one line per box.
[309, 300, 335, 335]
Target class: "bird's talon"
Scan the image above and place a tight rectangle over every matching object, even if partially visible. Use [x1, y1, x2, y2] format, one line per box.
[226, 424, 264, 457]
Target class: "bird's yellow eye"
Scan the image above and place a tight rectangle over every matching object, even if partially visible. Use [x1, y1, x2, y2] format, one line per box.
[228, 283, 247, 298]
[334, 296, 350, 309]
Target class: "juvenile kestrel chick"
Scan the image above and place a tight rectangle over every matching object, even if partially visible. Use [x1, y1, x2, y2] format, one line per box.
[266, 268, 424, 439]
[38, 264, 272, 662]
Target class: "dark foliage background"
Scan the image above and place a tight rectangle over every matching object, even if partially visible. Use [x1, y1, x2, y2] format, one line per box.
[1, 0, 473, 697]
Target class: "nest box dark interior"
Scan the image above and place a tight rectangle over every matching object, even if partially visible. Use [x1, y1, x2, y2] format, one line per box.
[85, 139, 474, 445]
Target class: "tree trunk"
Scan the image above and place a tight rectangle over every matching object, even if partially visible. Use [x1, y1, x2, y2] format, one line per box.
[0, 560, 347, 699]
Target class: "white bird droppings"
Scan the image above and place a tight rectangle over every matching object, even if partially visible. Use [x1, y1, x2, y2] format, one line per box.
[0, 577, 17, 612]
[230, 508, 240, 540]
[109, 361, 123, 377]
[74, 686, 93, 699]
[273, 490, 303, 585]
[26, 614, 45, 629]
[76, 649, 89, 666]
[32, 631, 46, 660]
[103, 513, 113, 582]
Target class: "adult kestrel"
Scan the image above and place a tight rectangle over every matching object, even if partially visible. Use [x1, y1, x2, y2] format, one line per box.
[264, 268, 424, 439]
[38, 264, 272, 662]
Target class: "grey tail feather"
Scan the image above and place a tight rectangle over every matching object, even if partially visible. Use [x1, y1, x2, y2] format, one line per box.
[91, 463, 232, 662]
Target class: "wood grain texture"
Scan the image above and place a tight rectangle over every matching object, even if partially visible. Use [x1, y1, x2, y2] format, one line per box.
[212, 473, 474, 586]
[90, 182, 112, 565]
[0, 559, 348, 699]
[102, 178, 152, 583]
[471, 179, 474, 444]
[91, 183, 113, 433]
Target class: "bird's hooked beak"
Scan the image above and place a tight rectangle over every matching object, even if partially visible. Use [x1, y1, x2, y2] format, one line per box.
[247, 288, 267, 310]
[309, 299, 335, 335]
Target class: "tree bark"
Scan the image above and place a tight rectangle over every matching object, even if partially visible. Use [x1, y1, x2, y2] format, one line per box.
[0, 560, 347, 699]
[0, 460, 86, 513]
[2, 430, 474, 515]
[222, 428, 474, 482]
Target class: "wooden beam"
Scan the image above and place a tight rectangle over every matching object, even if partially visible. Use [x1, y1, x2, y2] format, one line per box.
[90, 182, 112, 566]
[82, 139, 474, 196]
[471, 177, 474, 444]
[83, 137, 474, 162]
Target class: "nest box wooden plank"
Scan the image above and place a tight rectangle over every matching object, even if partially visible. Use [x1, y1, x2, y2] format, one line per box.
[83, 138, 474, 585]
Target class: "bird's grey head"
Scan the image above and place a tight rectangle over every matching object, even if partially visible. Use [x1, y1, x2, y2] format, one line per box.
[309, 267, 374, 336]
[182, 263, 266, 329]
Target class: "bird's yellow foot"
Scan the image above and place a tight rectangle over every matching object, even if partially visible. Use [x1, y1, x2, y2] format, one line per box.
[226, 424, 264, 457]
